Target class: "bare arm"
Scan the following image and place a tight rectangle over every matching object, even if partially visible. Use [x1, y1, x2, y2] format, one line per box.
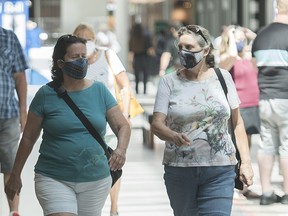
[151, 112, 190, 146]
[127, 51, 134, 73]
[107, 106, 131, 171]
[5, 111, 43, 200]
[14, 72, 27, 131]
[219, 28, 238, 71]
[243, 27, 257, 41]
[115, 71, 131, 119]
[231, 108, 254, 186]
[219, 55, 237, 71]
[159, 52, 172, 76]
[251, 57, 257, 69]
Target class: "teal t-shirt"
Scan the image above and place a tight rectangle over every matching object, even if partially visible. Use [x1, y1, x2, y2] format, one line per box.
[30, 81, 117, 182]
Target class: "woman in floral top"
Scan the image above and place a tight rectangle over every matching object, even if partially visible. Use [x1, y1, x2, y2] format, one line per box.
[152, 25, 254, 216]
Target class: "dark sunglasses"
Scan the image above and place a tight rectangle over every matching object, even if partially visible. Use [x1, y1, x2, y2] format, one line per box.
[58, 34, 78, 41]
[186, 25, 208, 44]
[57, 34, 87, 46]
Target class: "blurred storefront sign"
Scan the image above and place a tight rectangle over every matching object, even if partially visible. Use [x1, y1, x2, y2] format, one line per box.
[0, 0, 29, 49]
[129, 0, 165, 4]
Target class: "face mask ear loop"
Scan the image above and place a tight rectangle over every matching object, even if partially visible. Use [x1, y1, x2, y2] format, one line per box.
[57, 59, 65, 69]
[203, 46, 211, 58]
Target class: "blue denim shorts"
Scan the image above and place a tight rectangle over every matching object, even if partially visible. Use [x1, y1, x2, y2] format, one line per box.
[164, 165, 235, 216]
[35, 173, 111, 216]
[0, 118, 20, 173]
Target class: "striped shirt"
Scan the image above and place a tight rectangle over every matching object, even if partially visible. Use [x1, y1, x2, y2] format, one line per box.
[252, 23, 288, 100]
[0, 27, 28, 119]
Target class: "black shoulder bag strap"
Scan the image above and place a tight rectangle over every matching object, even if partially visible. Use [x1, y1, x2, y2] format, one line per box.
[47, 81, 110, 159]
[214, 68, 241, 161]
[215, 68, 243, 190]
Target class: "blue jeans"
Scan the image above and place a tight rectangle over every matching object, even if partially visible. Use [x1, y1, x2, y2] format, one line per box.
[164, 165, 235, 216]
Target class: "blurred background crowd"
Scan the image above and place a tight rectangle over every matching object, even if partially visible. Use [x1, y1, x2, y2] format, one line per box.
[1, 0, 288, 215]
[0, 0, 277, 93]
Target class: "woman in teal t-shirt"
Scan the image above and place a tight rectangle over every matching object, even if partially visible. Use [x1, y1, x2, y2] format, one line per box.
[5, 35, 131, 216]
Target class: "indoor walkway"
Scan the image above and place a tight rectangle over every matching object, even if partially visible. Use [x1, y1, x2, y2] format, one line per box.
[1, 87, 287, 215]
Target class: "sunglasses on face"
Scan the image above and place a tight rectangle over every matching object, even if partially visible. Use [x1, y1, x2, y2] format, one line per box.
[186, 25, 208, 44]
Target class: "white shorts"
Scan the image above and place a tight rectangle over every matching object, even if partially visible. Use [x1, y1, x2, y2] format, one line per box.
[258, 99, 288, 157]
[35, 173, 111, 216]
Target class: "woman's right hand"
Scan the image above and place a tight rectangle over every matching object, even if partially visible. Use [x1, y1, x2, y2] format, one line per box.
[4, 173, 22, 201]
[173, 132, 191, 147]
[109, 147, 127, 171]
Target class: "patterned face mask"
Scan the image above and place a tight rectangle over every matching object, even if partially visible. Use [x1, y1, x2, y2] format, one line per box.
[61, 58, 88, 79]
[178, 49, 203, 69]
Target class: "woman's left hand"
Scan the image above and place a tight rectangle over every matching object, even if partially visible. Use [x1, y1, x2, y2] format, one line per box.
[109, 147, 126, 171]
[243, 28, 257, 40]
[239, 161, 254, 186]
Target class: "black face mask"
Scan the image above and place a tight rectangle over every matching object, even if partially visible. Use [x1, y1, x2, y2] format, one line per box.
[178, 49, 203, 69]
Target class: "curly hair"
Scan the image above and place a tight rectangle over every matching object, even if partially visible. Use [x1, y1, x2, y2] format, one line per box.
[178, 25, 215, 68]
[51, 34, 86, 84]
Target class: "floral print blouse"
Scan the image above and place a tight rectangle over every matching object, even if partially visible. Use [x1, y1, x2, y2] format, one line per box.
[154, 69, 240, 167]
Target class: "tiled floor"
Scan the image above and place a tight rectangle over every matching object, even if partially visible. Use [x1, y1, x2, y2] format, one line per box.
[1, 107, 287, 215]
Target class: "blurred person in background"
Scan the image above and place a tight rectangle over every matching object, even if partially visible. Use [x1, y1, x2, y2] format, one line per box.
[219, 25, 260, 199]
[252, 0, 288, 205]
[73, 23, 131, 216]
[129, 23, 153, 94]
[213, 25, 228, 67]
[5, 34, 131, 216]
[152, 25, 253, 215]
[148, 29, 166, 85]
[96, 23, 121, 54]
[0, 26, 28, 216]
[158, 22, 183, 76]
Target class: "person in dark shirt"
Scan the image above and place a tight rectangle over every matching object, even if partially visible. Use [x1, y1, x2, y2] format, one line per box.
[159, 22, 183, 76]
[252, 0, 288, 206]
[129, 23, 153, 94]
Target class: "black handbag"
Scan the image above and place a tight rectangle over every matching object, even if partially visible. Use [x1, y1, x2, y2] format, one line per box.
[215, 68, 244, 190]
[47, 81, 122, 187]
